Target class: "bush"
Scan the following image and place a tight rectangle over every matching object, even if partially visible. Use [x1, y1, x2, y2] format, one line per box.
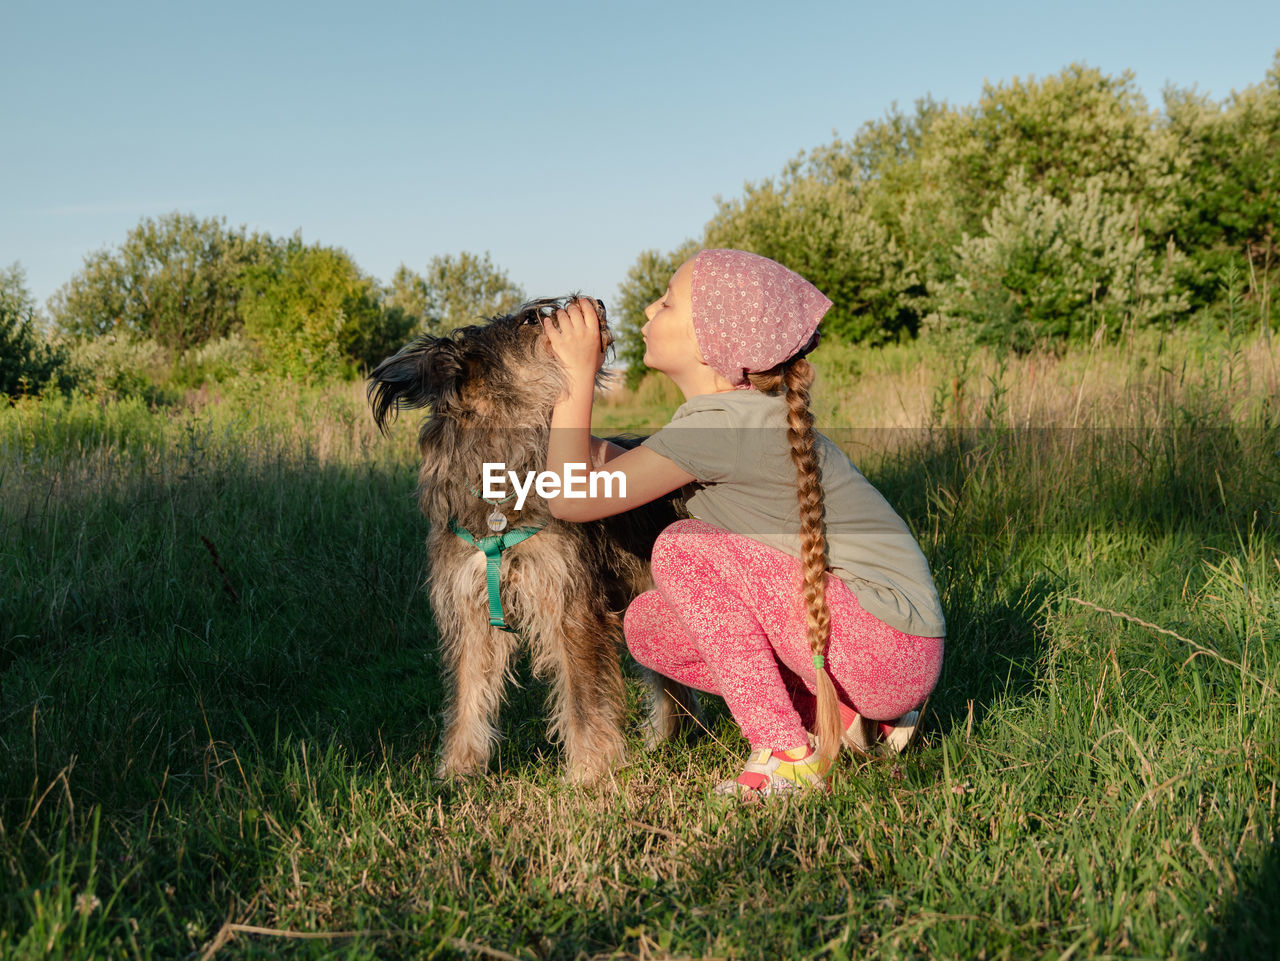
[47, 215, 420, 375]
[893, 64, 1171, 278]
[1162, 57, 1280, 314]
[170, 332, 262, 388]
[385, 252, 526, 338]
[929, 173, 1189, 350]
[706, 170, 924, 343]
[1, 264, 72, 400]
[63, 334, 171, 403]
[48, 212, 275, 351]
[238, 239, 411, 378]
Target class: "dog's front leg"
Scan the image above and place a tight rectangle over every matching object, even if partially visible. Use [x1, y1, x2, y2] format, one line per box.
[432, 573, 516, 780]
[531, 600, 628, 785]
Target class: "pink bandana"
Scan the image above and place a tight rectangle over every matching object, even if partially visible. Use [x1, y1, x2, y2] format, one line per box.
[690, 249, 832, 387]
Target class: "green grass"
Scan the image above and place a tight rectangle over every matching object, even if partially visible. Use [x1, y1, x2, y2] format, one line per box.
[1, 330, 1277, 959]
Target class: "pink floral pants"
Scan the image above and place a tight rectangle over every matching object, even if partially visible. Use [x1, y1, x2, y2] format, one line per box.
[625, 519, 944, 750]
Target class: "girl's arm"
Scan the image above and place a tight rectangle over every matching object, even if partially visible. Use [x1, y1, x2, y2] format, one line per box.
[543, 299, 695, 522]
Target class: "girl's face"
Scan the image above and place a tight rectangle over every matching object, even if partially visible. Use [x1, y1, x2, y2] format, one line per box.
[641, 258, 702, 375]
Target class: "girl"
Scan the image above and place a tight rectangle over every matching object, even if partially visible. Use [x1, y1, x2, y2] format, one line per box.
[541, 249, 944, 797]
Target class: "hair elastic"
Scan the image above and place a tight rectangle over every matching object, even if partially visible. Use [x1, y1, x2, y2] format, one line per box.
[812, 654, 825, 671]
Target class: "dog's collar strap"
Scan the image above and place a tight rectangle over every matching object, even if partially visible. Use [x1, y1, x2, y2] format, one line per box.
[448, 518, 544, 633]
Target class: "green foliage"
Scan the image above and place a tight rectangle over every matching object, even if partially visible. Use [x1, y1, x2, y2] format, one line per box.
[943, 65, 1159, 206]
[930, 173, 1189, 349]
[1, 264, 72, 399]
[901, 66, 1172, 282]
[383, 263, 432, 336]
[628, 58, 1279, 351]
[238, 237, 410, 377]
[48, 212, 275, 351]
[613, 242, 698, 389]
[45, 214, 428, 376]
[171, 332, 260, 388]
[1162, 54, 1280, 315]
[843, 96, 948, 184]
[845, 98, 950, 261]
[387, 251, 526, 338]
[62, 335, 171, 403]
[705, 158, 924, 344]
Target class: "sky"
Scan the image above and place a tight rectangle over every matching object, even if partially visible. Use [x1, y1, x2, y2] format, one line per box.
[3, 0, 1279, 315]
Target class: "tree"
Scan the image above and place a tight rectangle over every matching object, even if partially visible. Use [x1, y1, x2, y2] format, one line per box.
[631, 58, 1276, 351]
[930, 173, 1188, 349]
[237, 237, 406, 377]
[844, 96, 948, 183]
[384, 264, 431, 332]
[864, 65, 1171, 288]
[388, 251, 526, 336]
[614, 242, 698, 388]
[49, 212, 275, 350]
[1162, 53, 1280, 314]
[705, 159, 923, 343]
[1, 264, 71, 399]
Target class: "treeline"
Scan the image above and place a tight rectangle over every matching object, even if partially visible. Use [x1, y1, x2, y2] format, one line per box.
[1, 218, 525, 398]
[615, 58, 1279, 383]
[4, 57, 1277, 400]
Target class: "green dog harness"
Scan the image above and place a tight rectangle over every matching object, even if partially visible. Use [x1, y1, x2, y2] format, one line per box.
[448, 518, 544, 633]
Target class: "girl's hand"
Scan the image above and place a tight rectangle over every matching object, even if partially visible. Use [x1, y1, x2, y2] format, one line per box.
[543, 298, 605, 383]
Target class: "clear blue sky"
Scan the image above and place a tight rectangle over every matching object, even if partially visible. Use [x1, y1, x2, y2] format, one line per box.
[4, 0, 1278, 314]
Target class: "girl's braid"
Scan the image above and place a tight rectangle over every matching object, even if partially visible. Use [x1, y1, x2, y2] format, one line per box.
[748, 333, 842, 763]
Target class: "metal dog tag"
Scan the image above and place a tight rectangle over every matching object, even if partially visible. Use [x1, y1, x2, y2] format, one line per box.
[487, 508, 508, 533]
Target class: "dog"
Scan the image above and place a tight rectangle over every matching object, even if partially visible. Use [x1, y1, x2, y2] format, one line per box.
[368, 296, 700, 783]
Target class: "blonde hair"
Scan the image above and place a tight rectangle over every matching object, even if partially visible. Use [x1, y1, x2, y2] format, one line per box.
[746, 332, 842, 764]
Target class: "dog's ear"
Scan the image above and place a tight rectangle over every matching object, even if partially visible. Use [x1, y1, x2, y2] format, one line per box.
[367, 336, 464, 434]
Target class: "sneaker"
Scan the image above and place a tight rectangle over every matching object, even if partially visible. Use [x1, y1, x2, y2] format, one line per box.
[714, 744, 832, 798]
[841, 705, 924, 757]
[881, 709, 921, 754]
[841, 712, 876, 755]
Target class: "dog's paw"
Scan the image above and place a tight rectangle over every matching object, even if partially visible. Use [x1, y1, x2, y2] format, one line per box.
[562, 730, 627, 785]
[434, 756, 487, 783]
[564, 756, 620, 787]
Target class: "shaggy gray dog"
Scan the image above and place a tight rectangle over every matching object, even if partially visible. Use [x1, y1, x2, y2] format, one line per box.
[368, 297, 699, 783]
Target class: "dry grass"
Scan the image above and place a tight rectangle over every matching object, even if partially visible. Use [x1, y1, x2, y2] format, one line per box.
[596, 325, 1280, 433]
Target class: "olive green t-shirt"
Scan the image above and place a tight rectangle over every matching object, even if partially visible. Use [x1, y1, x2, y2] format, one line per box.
[641, 389, 946, 638]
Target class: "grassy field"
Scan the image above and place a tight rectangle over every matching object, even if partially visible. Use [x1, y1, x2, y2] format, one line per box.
[1, 324, 1278, 959]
